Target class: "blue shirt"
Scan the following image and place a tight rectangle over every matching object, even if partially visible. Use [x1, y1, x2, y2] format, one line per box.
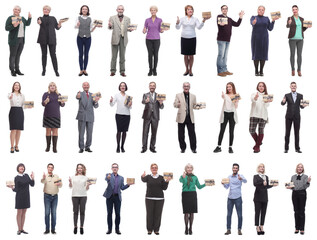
[224, 174, 247, 199]
[292, 92, 297, 102]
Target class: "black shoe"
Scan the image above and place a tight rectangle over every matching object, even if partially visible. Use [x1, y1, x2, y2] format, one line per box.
[42, 70, 46, 76]
[300, 231, 304, 235]
[183, 72, 189, 76]
[115, 229, 121, 235]
[150, 148, 157, 153]
[148, 70, 153, 76]
[15, 70, 24, 75]
[259, 72, 264, 77]
[83, 71, 88, 76]
[185, 228, 188, 235]
[79, 72, 84, 76]
[189, 229, 192, 235]
[296, 150, 302, 153]
[44, 230, 50, 234]
[294, 230, 299, 234]
[121, 147, 125, 153]
[17, 231, 21, 235]
[106, 230, 112, 234]
[116, 147, 120, 153]
[192, 149, 197, 153]
[21, 230, 28, 234]
[55, 71, 60, 77]
[154, 232, 159, 235]
[147, 231, 152, 235]
[79, 149, 84, 153]
[141, 149, 147, 153]
[189, 73, 193, 77]
[85, 148, 92, 152]
[51, 230, 56, 234]
[261, 231, 265, 235]
[255, 72, 259, 76]
[80, 228, 84, 235]
[181, 149, 185, 153]
[11, 70, 17, 76]
[10, 147, 14, 153]
[213, 146, 221, 153]
[153, 70, 157, 76]
[74, 227, 78, 234]
[284, 150, 288, 153]
[229, 147, 234, 154]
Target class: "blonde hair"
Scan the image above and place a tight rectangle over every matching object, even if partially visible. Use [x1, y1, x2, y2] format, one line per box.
[150, 163, 158, 169]
[296, 163, 305, 174]
[184, 163, 194, 173]
[258, 5, 265, 10]
[150, 6, 158, 12]
[257, 163, 265, 174]
[76, 163, 86, 176]
[43, 5, 51, 11]
[47, 82, 59, 94]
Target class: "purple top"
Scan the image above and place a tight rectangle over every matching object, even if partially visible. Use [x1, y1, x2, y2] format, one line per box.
[217, 14, 242, 42]
[144, 17, 162, 40]
[42, 92, 65, 118]
[113, 174, 119, 194]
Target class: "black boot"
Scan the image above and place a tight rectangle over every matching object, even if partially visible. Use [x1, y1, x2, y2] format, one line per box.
[11, 70, 17, 76]
[45, 136, 51, 152]
[52, 136, 58, 153]
[15, 70, 24, 75]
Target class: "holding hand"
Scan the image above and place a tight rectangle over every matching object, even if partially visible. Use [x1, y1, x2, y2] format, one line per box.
[252, 17, 257, 25]
[176, 16, 180, 25]
[239, 10, 245, 19]
[94, 96, 100, 102]
[159, 100, 163, 105]
[13, 21, 20, 27]
[37, 17, 42, 25]
[165, 176, 172, 182]
[44, 95, 50, 105]
[128, 100, 132, 107]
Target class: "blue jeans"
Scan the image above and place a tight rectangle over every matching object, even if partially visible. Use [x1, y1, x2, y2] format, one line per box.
[77, 36, 92, 70]
[106, 195, 121, 231]
[227, 197, 242, 230]
[217, 41, 230, 73]
[44, 193, 58, 231]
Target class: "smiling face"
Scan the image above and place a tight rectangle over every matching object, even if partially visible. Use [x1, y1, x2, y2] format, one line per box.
[258, 83, 265, 93]
[77, 165, 83, 175]
[186, 165, 193, 174]
[117, 6, 124, 16]
[82, 82, 90, 92]
[258, 164, 265, 174]
[292, 7, 298, 16]
[290, 83, 297, 92]
[43, 7, 50, 15]
[49, 83, 56, 93]
[120, 83, 126, 92]
[232, 165, 239, 175]
[47, 165, 54, 174]
[183, 83, 190, 93]
[186, 7, 193, 16]
[226, 84, 233, 94]
[150, 8, 157, 17]
[112, 164, 119, 174]
[149, 82, 156, 92]
[13, 82, 20, 92]
[296, 164, 304, 174]
[81, 6, 88, 16]
[18, 166, 25, 174]
[13, 6, 21, 16]
[221, 6, 228, 16]
[258, 6, 265, 16]
[151, 164, 158, 175]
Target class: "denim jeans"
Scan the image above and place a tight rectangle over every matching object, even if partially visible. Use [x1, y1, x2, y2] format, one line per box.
[217, 41, 230, 73]
[106, 195, 121, 231]
[44, 193, 58, 231]
[77, 36, 92, 70]
[227, 197, 242, 230]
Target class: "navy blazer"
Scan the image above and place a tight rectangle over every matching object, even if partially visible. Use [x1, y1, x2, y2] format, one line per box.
[103, 173, 129, 201]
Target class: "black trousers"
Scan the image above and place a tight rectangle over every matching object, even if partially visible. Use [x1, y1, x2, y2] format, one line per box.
[254, 201, 268, 226]
[218, 112, 235, 146]
[40, 44, 58, 72]
[292, 190, 306, 231]
[145, 199, 164, 232]
[285, 117, 300, 150]
[142, 114, 159, 151]
[146, 39, 160, 71]
[106, 195, 121, 231]
[178, 115, 196, 151]
[72, 197, 87, 227]
[9, 37, 24, 71]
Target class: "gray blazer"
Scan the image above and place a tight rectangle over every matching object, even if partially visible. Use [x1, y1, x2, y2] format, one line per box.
[76, 91, 99, 122]
[108, 15, 130, 47]
[142, 92, 164, 120]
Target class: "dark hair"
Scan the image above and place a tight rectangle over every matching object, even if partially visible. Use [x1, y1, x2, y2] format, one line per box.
[17, 163, 25, 173]
[292, 5, 298, 9]
[185, 5, 194, 16]
[79, 5, 90, 16]
[119, 82, 128, 91]
[47, 163, 54, 169]
[226, 82, 236, 94]
[76, 163, 86, 176]
[12, 82, 21, 93]
[290, 81, 297, 85]
[112, 163, 119, 168]
[221, 5, 228, 10]
[257, 82, 268, 94]
[233, 163, 239, 169]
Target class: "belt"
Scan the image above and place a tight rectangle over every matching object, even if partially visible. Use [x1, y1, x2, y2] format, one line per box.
[44, 193, 57, 197]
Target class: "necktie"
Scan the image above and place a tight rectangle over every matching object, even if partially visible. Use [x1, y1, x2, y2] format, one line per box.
[86, 92, 89, 99]
[296, 175, 301, 180]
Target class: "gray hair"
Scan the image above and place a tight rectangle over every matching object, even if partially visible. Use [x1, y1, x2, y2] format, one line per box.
[117, 5, 124, 10]
[183, 82, 191, 87]
[43, 5, 51, 11]
[13, 5, 21, 11]
[185, 163, 194, 172]
[258, 5, 265, 10]
[150, 6, 158, 12]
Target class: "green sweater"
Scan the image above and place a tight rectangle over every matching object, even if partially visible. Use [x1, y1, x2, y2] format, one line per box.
[179, 175, 205, 192]
[5, 15, 32, 46]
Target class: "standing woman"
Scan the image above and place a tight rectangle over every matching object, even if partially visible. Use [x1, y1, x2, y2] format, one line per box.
[5, 6, 32, 76]
[213, 82, 239, 154]
[287, 163, 311, 235]
[8, 82, 25, 153]
[143, 6, 163, 76]
[110, 82, 132, 153]
[37, 5, 63, 77]
[7, 163, 35, 235]
[251, 6, 278, 76]
[141, 163, 170, 235]
[179, 163, 205, 235]
[42, 82, 65, 153]
[69, 164, 92, 235]
[249, 82, 272, 153]
[176, 5, 210, 76]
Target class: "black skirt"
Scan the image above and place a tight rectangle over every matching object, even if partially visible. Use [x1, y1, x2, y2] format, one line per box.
[9, 107, 24, 130]
[115, 114, 130, 132]
[182, 191, 197, 213]
[43, 117, 61, 128]
[181, 37, 196, 55]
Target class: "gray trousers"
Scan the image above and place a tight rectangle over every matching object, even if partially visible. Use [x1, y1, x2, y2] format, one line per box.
[72, 197, 87, 227]
[142, 115, 159, 151]
[111, 36, 126, 73]
[289, 39, 303, 71]
[78, 120, 93, 149]
[9, 37, 24, 71]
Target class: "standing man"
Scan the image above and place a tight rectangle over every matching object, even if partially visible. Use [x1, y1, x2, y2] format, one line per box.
[41, 163, 62, 234]
[141, 82, 164, 153]
[76, 82, 99, 153]
[223, 163, 247, 235]
[108, 5, 134, 77]
[281, 82, 307, 153]
[216, 5, 244, 77]
[174, 82, 197, 153]
[103, 163, 133, 235]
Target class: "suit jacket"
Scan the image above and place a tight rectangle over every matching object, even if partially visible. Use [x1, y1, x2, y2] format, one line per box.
[108, 15, 130, 47]
[286, 16, 307, 39]
[37, 15, 61, 45]
[174, 92, 196, 123]
[142, 92, 164, 120]
[253, 175, 272, 202]
[103, 173, 129, 201]
[5, 16, 32, 46]
[76, 91, 99, 122]
[281, 92, 304, 120]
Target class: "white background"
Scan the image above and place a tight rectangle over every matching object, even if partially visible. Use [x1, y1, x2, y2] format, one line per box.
[0, 0, 316, 239]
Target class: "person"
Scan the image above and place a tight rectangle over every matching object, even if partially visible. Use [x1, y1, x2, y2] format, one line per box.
[223, 163, 247, 235]
[216, 5, 244, 77]
[179, 163, 206, 235]
[281, 82, 307, 153]
[42, 82, 65, 153]
[286, 163, 311, 235]
[69, 164, 92, 235]
[7, 163, 35, 235]
[41, 163, 62, 234]
[8, 82, 25, 153]
[110, 82, 132, 153]
[5, 6, 32, 76]
[37, 5, 64, 76]
[141, 163, 170, 235]
[103, 163, 133, 235]
[75, 5, 101, 76]
[143, 6, 163, 76]
[251, 6, 278, 76]
[174, 82, 197, 153]
[213, 82, 239, 154]
[176, 5, 210, 76]
[287, 5, 311, 77]
[249, 82, 272, 153]
[141, 82, 164, 153]
[253, 163, 276, 235]
[76, 82, 100, 153]
[108, 5, 134, 77]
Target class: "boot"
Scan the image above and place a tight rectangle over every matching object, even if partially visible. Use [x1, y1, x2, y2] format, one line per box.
[251, 133, 257, 150]
[254, 134, 264, 153]
[45, 136, 51, 152]
[52, 136, 58, 153]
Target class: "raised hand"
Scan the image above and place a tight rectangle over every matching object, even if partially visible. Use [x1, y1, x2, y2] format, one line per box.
[68, 177, 72, 184]
[142, 171, 146, 178]
[238, 174, 243, 181]
[110, 96, 113, 103]
[44, 95, 50, 104]
[222, 91, 225, 99]
[308, 176, 311, 183]
[182, 172, 186, 178]
[239, 10, 245, 19]
[28, 12, 32, 18]
[252, 17, 257, 25]
[76, 91, 81, 99]
[30, 172, 34, 180]
[176, 16, 180, 25]
[288, 17, 292, 25]
[254, 92, 259, 100]
[145, 96, 150, 103]
[42, 172, 46, 180]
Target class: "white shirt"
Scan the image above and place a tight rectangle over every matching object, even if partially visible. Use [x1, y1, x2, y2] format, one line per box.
[219, 94, 238, 123]
[110, 93, 131, 115]
[176, 16, 204, 38]
[8, 93, 25, 107]
[250, 92, 269, 121]
[17, 20, 24, 38]
[71, 175, 88, 197]
[74, 15, 95, 31]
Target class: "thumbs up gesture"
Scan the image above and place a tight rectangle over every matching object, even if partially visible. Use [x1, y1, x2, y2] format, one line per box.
[142, 171, 146, 178]
[28, 12, 32, 19]
[44, 95, 50, 104]
[9, 93, 13, 99]
[110, 96, 113, 103]
[108, 18, 112, 28]
[107, 173, 111, 179]
[42, 172, 46, 181]
[254, 92, 259, 100]
[288, 17, 292, 25]
[76, 91, 81, 99]
[252, 16, 257, 25]
[176, 16, 180, 25]
[238, 174, 243, 181]
[182, 172, 186, 178]
[145, 95, 150, 103]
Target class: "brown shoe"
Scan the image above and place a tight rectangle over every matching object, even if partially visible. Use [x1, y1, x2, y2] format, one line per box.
[224, 230, 231, 235]
[224, 71, 233, 75]
[292, 70, 295, 76]
[110, 72, 115, 76]
[218, 72, 227, 77]
[297, 71, 302, 77]
[120, 72, 126, 77]
[238, 229, 242, 235]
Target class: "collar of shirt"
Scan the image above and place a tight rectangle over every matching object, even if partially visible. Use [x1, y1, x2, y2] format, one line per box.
[151, 174, 159, 179]
[292, 92, 297, 96]
[80, 15, 89, 19]
[18, 173, 25, 177]
[297, 173, 303, 176]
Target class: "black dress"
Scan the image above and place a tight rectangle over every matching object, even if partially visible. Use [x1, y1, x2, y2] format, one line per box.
[14, 174, 35, 209]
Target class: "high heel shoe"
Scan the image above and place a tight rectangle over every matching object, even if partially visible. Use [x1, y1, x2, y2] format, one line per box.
[14, 146, 19, 152]
[10, 147, 14, 153]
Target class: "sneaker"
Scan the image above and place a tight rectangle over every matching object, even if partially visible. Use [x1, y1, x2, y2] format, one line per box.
[213, 146, 222, 153]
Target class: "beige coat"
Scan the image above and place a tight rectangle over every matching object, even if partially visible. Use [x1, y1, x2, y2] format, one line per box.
[108, 15, 130, 47]
[174, 92, 196, 123]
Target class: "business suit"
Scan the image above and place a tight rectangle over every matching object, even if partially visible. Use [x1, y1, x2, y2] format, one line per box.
[142, 92, 164, 151]
[108, 15, 130, 74]
[76, 91, 99, 150]
[281, 92, 304, 151]
[103, 173, 129, 231]
[174, 92, 197, 151]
